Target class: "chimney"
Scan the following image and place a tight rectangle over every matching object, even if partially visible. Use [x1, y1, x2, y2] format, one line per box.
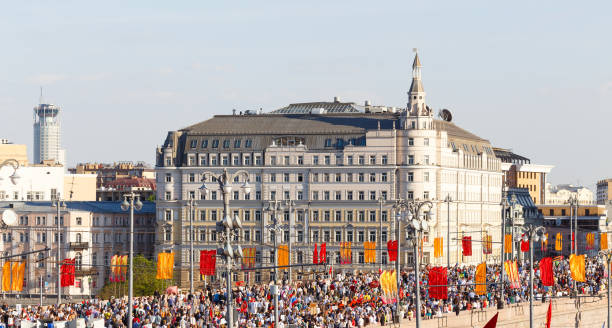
[365, 100, 371, 106]
[333, 96, 340, 103]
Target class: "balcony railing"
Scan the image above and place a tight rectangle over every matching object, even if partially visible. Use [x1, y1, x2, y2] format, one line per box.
[69, 242, 89, 250]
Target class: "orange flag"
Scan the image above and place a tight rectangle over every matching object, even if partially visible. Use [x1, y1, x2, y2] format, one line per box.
[434, 238, 443, 258]
[602, 233, 608, 250]
[1, 262, 10, 292]
[156, 252, 174, 280]
[11, 262, 25, 292]
[569, 254, 585, 282]
[555, 233, 562, 251]
[475, 262, 487, 295]
[277, 245, 289, 269]
[120, 255, 128, 281]
[504, 235, 512, 254]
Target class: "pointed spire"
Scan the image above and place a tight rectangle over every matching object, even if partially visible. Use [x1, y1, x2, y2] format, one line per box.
[412, 51, 422, 69]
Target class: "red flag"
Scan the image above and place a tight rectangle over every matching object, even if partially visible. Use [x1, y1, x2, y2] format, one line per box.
[313, 243, 319, 264]
[540, 257, 553, 286]
[521, 234, 529, 252]
[320, 243, 326, 264]
[428, 267, 448, 300]
[462, 237, 472, 256]
[482, 312, 498, 328]
[199, 250, 216, 276]
[387, 240, 398, 262]
[545, 301, 552, 328]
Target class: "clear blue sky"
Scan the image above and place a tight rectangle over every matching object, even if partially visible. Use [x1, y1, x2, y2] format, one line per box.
[1, 1, 610, 188]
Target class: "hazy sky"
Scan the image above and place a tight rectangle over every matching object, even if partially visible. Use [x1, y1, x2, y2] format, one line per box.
[1, 1, 610, 188]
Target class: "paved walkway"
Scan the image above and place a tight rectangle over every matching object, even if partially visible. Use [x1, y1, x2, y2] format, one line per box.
[378, 295, 609, 328]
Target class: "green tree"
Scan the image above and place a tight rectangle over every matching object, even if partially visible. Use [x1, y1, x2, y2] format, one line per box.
[97, 255, 174, 299]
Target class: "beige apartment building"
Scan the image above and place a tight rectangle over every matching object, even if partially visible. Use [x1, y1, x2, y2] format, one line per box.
[0, 201, 155, 298]
[155, 53, 504, 287]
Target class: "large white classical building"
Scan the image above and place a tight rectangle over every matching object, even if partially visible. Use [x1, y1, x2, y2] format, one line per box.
[155, 53, 504, 286]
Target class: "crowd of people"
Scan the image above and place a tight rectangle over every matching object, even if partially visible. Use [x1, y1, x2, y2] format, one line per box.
[0, 256, 606, 328]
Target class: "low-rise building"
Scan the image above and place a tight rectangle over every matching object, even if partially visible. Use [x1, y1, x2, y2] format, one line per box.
[98, 177, 156, 201]
[0, 139, 28, 166]
[0, 201, 155, 298]
[545, 184, 594, 206]
[69, 162, 155, 188]
[538, 204, 607, 257]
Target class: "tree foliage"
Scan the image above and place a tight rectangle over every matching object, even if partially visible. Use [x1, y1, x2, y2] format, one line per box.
[97, 255, 174, 299]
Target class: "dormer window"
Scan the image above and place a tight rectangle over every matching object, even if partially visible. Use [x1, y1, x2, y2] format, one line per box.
[325, 139, 332, 147]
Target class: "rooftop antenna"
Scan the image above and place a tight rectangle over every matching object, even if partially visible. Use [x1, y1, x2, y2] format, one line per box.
[413, 48, 418, 53]
[39, 86, 44, 104]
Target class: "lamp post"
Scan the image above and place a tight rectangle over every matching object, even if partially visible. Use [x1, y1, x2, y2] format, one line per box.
[568, 195, 579, 254]
[499, 186, 509, 309]
[120, 191, 143, 328]
[52, 194, 66, 306]
[186, 197, 195, 295]
[517, 224, 546, 328]
[598, 250, 612, 328]
[393, 199, 434, 328]
[264, 201, 284, 328]
[0, 159, 21, 190]
[200, 168, 250, 328]
[443, 195, 452, 270]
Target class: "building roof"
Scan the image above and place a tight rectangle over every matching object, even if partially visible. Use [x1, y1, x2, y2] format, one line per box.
[182, 113, 489, 143]
[493, 148, 531, 164]
[507, 188, 537, 209]
[269, 101, 365, 114]
[0, 201, 156, 214]
[102, 177, 156, 191]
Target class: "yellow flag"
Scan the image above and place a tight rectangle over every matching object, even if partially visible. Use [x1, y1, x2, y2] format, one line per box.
[156, 252, 174, 280]
[602, 233, 608, 250]
[555, 233, 562, 251]
[121, 255, 128, 280]
[390, 270, 397, 293]
[475, 262, 487, 295]
[2, 262, 10, 292]
[569, 254, 585, 282]
[434, 238, 443, 258]
[504, 234, 512, 253]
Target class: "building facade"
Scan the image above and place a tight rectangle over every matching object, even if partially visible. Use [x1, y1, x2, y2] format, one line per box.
[597, 179, 612, 205]
[0, 201, 155, 298]
[155, 53, 504, 286]
[494, 148, 553, 205]
[0, 139, 28, 166]
[33, 103, 66, 166]
[69, 162, 155, 189]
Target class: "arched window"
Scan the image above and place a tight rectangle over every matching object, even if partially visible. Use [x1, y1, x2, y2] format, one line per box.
[76, 233, 82, 243]
[75, 252, 82, 270]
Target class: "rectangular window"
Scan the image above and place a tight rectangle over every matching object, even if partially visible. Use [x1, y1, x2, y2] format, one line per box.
[297, 211, 304, 222]
[382, 231, 388, 242]
[424, 191, 430, 199]
[407, 191, 414, 199]
[369, 211, 376, 222]
[312, 231, 319, 242]
[408, 172, 414, 182]
[201, 140, 208, 148]
[324, 173, 330, 182]
[313, 156, 319, 165]
[335, 231, 342, 242]
[297, 173, 303, 182]
[425, 155, 430, 165]
[347, 173, 353, 182]
[270, 156, 277, 165]
[212, 140, 219, 148]
[408, 155, 414, 165]
[370, 191, 376, 200]
[347, 156, 353, 165]
[284, 156, 290, 165]
[324, 230, 330, 242]
[358, 211, 365, 222]
[165, 173, 172, 182]
[284, 173, 290, 182]
[424, 172, 430, 182]
[297, 191, 303, 200]
[270, 174, 277, 182]
[424, 138, 430, 146]
[409, 138, 414, 146]
[311, 211, 319, 222]
[347, 191, 353, 200]
[381, 173, 387, 182]
[347, 231, 353, 242]
[297, 156, 304, 165]
[233, 156, 240, 166]
[223, 140, 230, 148]
[358, 173, 364, 182]
[335, 211, 342, 221]
[245, 139, 252, 148]
[358, 231, 364, 242]
[369, 155, 376, 165]
[255, 156, 262, 165]
[297, 230, 304, 242]
[335, 191, 341, 200]
[324, 191, 330, 200]
[200, 211, 206, 221]
[211, 210, 218, 221]
[335, 173, 341, 182]
[255, 230, 261, 241]
[270, 191, 276, 200]
[382, 155, 388, 165]
[324, 211, 330, 222]
[369, 173, 376, 182]
[324, 156, 330, 165]
[312, 191, 319, 200]
[234, 139, 241, 148]
[346, 211, 353, 222]
[358, 191, 365, 200]
[369, 231, 377, 242]
[382, 211, 388, 222]
[358, 156, 365, 165]
[190, 139, 198, 148]
[312, 173, 319, 182]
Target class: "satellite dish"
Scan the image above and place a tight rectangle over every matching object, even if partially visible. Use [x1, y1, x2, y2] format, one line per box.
[439, 109, 452, 122]
[1, 209, 18, 226]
